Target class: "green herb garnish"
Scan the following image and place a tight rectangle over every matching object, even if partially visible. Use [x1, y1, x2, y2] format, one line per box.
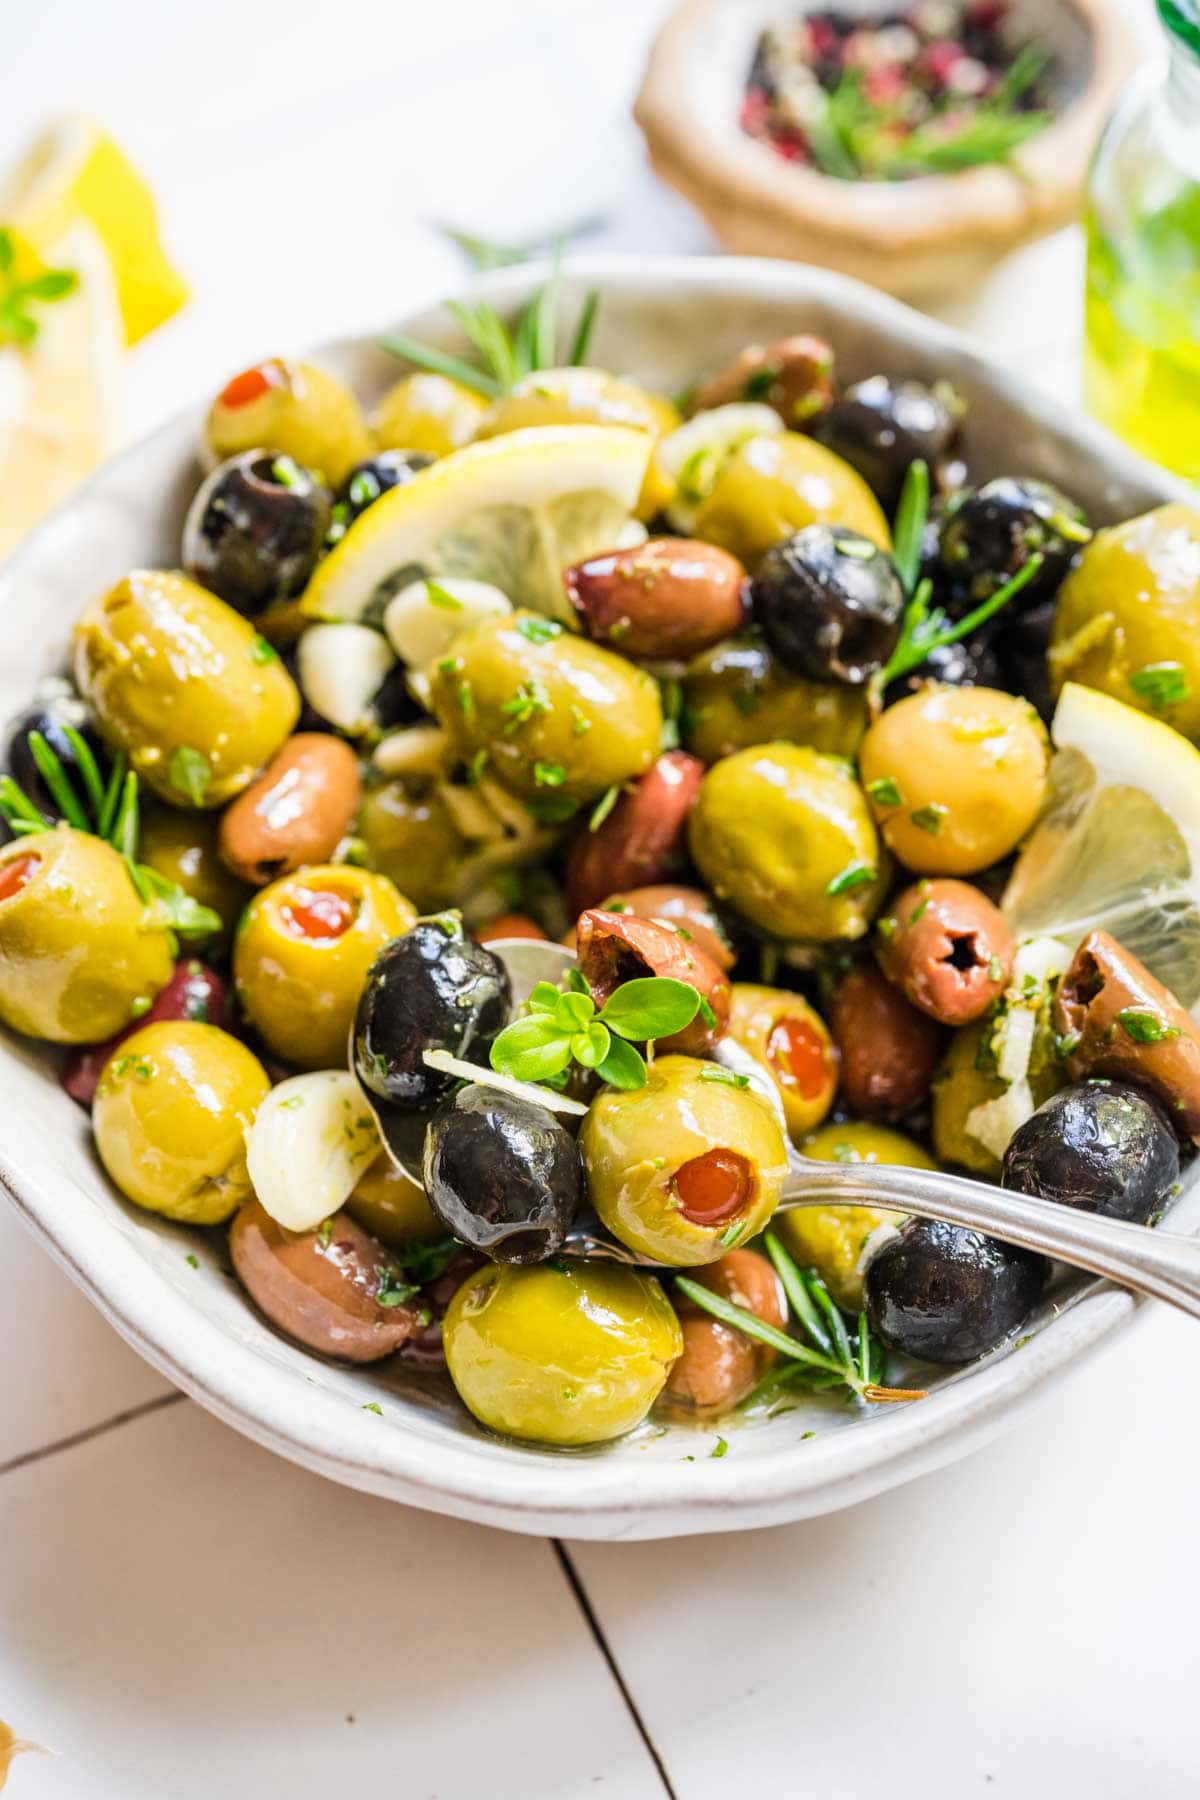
[1129, 662, 1190, 712]
[866, 776, 903, 808]
[588, 784, 621, 832]
[168, 745, 213, 807]
[909, 804, 947, 837]
[0, 229, 78, 348]
[700, 1067, 750, 1089]
[825, 860, 875, 897]
[426, 581, 464, 613]
[490, 971, 704, 1093]
[517, 616, 563, 645]
[1117, 1009, 1182, 1045]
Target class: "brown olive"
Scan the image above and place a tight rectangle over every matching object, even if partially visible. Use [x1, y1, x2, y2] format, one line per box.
[219, 733, 362, 885]
[564, 539, 747, 659]
[229, 1198, 421, 1362]
[1054, 930, 1200, 1141]
[689, 335, 836, 428]
[601, 884, 735, 973]
[565, 751, 705, 915]
[576, 907, 731, 1055]
[877, 879, 1014, 1027]
[829, 961, 943, 1121]
[662, 1248, 787, 1415]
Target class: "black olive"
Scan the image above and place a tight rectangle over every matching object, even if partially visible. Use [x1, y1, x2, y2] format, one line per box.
[5, 688, 111, 824]
[750, 524, 906, 685]
[423, 1085, 583, 1263]
[366, 661, 422, 736]
[884, 628, 1005, 706]
[993, 598, 1056, 724]
[326, 450, 434, 549]
[1002, 1081, 1180, 1225]
[937, 477, 1091, 614]
[183, 450, 331, 616]
[353, 913, 510, 1125]
[865, 1219, 1046, 1364]
[810, 375, 962, 512]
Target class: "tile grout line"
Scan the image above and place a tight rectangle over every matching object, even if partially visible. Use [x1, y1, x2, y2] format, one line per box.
[551, 1540, 678, 1799]
[0, 1389, 186, 1480]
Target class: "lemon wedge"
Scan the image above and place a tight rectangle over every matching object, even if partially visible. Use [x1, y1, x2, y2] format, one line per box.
[0, 221, 122, 560]
[301, 425, 651, 626]
[1003, 682, 1200, 1008]
[0, 115, 187, 344]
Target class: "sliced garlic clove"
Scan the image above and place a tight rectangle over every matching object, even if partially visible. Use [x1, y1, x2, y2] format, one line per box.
[383, 576, 511, 669]
[372, 723, 453, 778]
[298, 621, 395, 734]
[246, 1070, 382, 1232]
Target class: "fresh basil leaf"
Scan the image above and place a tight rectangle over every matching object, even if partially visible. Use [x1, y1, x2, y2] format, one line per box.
[594, 1033, 646, 1090]
[598, 976, 701, 1041]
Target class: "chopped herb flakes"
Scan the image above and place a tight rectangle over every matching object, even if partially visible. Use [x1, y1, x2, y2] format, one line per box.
[826, 860, 875, 897]
[1117, 1009, 1182, 1045]
[168, 745, 212, 806]
[909, 803, 947, 836]
[517, 616, 563, 645]
[866, 776, 903, 807]
[1129, 662, 1190, 712]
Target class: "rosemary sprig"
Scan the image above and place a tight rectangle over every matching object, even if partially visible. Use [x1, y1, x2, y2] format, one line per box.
[440, 215, 608, 271]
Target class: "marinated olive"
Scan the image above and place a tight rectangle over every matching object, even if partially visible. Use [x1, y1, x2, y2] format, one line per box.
[428, 612, 663, 805]
[357, 776, 472, 914]
[219, 733, 362, 885]
[690, 335, 836, 429]
[205, 357, 372, 486]
[183, 451, 331, 615]
[811, 375, 962, 512]
[326, 450, 434, 547]
[600, 884, 734, 973]
[5, 686, 110, 823]
[352, 912, 510, 1119]
[235, 864, 417, 1070]
[693, 430, 892, 569]
[662, 1248, 788, 1416]
[345, 1150, 443, 1248]
[681, 632, 867, 765]
[1054, 929, 1200, 1140]
[860, 686, 1049, 876]
[444, 1260, 682, 1447]
[876, 878, 1014, 1026]
[1003, 1081, 1180, 1224]
[727, 982, 837, 1139]
[779, 1121, 929, 1311]
[138, 805, 249, 953]
[372, 371, 488, 458]
[75, 570, 301, 808]
[564, 750, 704, 916]
[580, 1054, 788, 1265]
[865, 1218, 1047, 1364]
[829, 961, 942, 1122]
[423, 1085, 583, 1263]
[230, 1198, 421, 1362]
[938, 477, 1090, 609]
[750, 524, 906, 685]
[1048, 504, 1200, 739]
[576, 908, 731, 1056]
[93, 1021, 270, 1223]
[564, 538, 747, 660]
[475, 913, 548, 945]
[0, 828, 173, 1043]
[993, 599, 1056, 727]
[689, 743, 883, 941]
[62, 958, 229, 1108]
[883, 628, 1004, 707]
[931, 982, 1066, 1179]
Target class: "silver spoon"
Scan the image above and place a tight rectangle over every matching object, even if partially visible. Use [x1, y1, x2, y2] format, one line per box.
[393, 939, 1200, 1322]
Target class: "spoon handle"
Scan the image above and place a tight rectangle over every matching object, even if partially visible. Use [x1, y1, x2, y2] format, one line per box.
[779, 1165, 1200, 1321]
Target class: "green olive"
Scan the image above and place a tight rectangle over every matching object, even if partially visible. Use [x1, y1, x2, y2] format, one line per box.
[234, 863, 416, 1070]
[428, 611, 662, 804]
[444, 1259, 682, 1446]
[372, 372, 488, 459]
[74, 570, 301, 808]
[0, 828, 174, 1043]
[138, 804, 250, 954]
[688, 743, 884, 941]
[93, 1021, 270, 1223]
[345, 1150, 443, 1248]
[206, 357, 372, 486]
[860, 686, 1050, 876]
[727, 983, 838, 1140]
[357, 778, 470, 914]
[682, 633, 867, 764]
[692, 432, 891, 570]
[1049, 503, 1200, 739]
[779, 1121, 932, 1310]
[580, 1054, 788, 1266]
[931, 1013, 1064, 1177]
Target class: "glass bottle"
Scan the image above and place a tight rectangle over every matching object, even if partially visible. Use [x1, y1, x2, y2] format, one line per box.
[1084, 0, 1200, 482]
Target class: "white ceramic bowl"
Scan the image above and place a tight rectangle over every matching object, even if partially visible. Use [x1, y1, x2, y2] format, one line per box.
[0, 255, 1193, 1541]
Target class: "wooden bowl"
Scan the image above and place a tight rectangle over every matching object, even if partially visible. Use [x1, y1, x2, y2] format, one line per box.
[634, 0, 1136, 296]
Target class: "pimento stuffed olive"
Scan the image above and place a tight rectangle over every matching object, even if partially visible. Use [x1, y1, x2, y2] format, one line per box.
[726, 983, 837, 1139]
[204, 356, 372, 486]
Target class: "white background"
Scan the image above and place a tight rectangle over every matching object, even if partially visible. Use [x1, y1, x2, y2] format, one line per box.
[3, 3, 1195, 1796]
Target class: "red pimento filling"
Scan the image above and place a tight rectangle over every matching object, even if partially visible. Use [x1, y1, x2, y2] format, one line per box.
[0, 853, 40, 902]
[671, 1148, 753, 1227]
[218, 359, 285, 411]
[768, 1016, 831, 1101]
[280, 886, 358, 941]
